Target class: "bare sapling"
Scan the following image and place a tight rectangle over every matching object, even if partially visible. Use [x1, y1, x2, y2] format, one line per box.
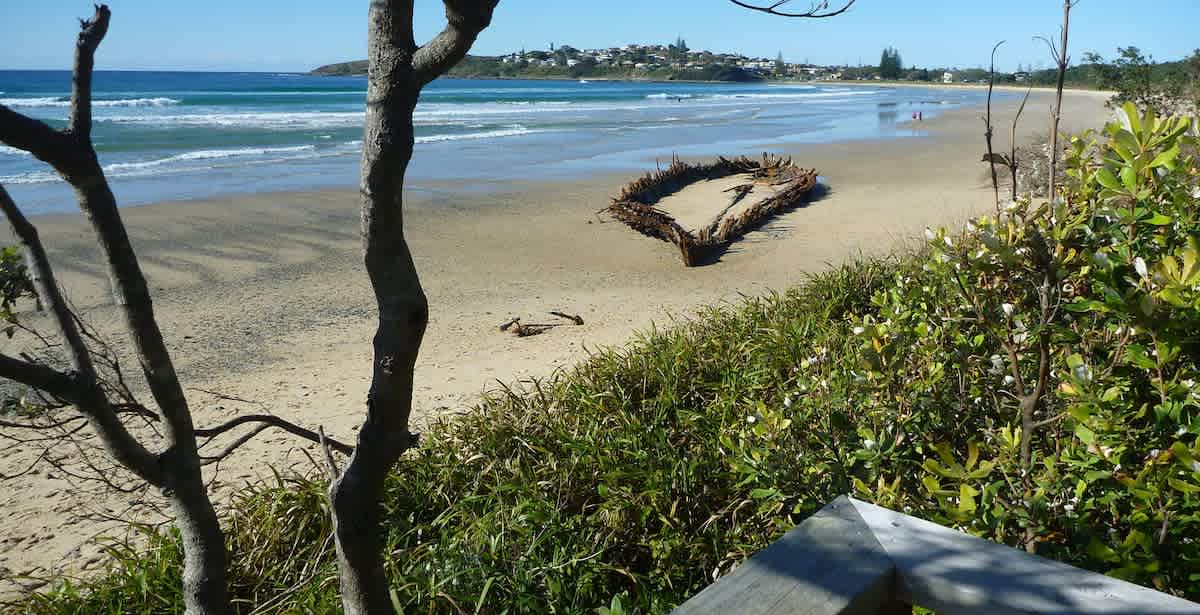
[0, 7, 351, 613]
[983, 41, 1006, 213]
[1039, 0, 1080, 200]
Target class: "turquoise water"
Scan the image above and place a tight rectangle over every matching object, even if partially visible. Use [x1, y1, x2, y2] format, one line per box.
[0, 71, 999, 214]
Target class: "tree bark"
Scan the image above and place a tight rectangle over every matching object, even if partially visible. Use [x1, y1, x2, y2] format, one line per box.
[330, 2, 425, 613]
[0, 6, 230, 613]
[329, 1, 496, 613]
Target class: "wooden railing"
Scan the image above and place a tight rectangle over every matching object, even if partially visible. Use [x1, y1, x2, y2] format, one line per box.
[673, 496, 1200, 615]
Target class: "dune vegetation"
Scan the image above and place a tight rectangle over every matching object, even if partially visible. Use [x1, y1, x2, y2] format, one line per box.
[11, 103, 1200, 613]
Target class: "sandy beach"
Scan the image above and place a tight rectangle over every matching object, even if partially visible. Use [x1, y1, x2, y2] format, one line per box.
[0, 89, 1111, 591]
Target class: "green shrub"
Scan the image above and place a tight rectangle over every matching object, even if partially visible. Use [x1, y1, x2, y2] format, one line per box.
[15, 105, 1200, 613]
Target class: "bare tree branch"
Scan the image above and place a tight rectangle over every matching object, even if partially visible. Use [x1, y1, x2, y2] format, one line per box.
[413, 0, 500, 86]
[984, 41, 1006, 214]
[200, 424, 271, 466]
[0, 352, 77, 402]
[69, 4, 110, 138]
[1010, 83, 1034, 201]
[728, 0, 856, 17]
[195, 414, 354, 456]
[1040, 0, 1079, 200]
[0, 184, 162, 485]
[0, 106, 71, 164]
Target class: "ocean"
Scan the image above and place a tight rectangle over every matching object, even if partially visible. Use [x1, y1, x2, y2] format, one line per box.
[0, 71, 1000, 214]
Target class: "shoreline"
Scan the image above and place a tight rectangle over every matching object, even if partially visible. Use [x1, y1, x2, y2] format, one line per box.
[318, 72, 1114, 94]
[0, 89, 1111, 592]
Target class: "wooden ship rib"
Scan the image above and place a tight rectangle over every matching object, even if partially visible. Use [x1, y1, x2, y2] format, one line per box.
[607, 154, 819, 266]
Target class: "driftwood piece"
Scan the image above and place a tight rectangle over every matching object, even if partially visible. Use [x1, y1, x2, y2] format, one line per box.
[549, 311, 584, 325]
[499, 312, 584, 338]
[608, 153, 819, 266]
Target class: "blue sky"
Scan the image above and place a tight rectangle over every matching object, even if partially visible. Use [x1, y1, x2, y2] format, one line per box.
[1, 1, 1197, 72]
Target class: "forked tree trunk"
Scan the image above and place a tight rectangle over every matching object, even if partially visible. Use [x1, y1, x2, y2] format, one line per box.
[0, 6, 230, 613]
[74, 141, 231, 615]
[330, 1, 496, 613]
[329, 2, 426, 613]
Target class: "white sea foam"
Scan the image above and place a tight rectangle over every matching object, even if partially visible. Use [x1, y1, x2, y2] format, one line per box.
[646, 93, 695, 100]
[0, 96, 181, 108]
[709, 89, 878, 100]
[0, 145, 321, 184]
[101, 111, 365, 129]
[104, 145, 317, 173]
[0, 145, 31, 157]
[414, 126, 539, 144]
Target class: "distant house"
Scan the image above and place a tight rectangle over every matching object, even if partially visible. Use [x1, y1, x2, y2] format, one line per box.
[566, 59, 579, 67]
[942, 72, 954, 84]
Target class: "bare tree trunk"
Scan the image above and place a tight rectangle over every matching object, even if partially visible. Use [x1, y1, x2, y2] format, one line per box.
[166, 459, 231, 614]
[0, 7, 229, 613]
[67, 75, 231, 615]
[328, 1, 495, 613]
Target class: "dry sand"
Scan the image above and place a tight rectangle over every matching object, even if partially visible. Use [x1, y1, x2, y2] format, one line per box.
[0, 89, 1112, 592]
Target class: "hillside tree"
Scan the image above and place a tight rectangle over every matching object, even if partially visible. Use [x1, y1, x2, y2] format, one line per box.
[879, 46, 903, 79]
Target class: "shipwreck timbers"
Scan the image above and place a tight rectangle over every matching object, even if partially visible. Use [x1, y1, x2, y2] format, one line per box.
[607, 154, 819, 266]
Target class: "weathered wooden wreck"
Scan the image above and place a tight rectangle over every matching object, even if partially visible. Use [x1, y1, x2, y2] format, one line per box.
[607, 154, 819, 266]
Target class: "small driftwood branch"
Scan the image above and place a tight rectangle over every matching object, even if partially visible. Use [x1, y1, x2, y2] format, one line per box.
[500, 312, 584, 337]
[549, 311, 584, 326]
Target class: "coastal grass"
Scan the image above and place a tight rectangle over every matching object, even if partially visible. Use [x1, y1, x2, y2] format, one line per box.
[14, 108, 1200, 611]
[13, 254, 900, 614]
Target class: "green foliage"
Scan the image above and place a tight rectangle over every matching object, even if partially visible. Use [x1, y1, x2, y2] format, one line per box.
[1063, 48, 1200, 114]
[0, 245, 34, 339]
[17, 106, 1200, 613]
[879, 46, 903, 80]
[881, 102, 1200, 592]
[442, 55, 764, 83]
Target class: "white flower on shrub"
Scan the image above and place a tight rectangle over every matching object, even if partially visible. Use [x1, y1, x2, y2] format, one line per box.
[1134, 257, 1148, 279]
[1002, 303, 1015, 317]
[989, 355, 1004, 374]
[1072, 363, 1093, 383]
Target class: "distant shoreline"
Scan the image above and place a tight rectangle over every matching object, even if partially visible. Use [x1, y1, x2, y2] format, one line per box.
[316, 70, 1113, 94]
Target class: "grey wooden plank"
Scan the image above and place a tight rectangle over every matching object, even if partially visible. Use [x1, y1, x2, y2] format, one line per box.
[673, 496, 897, 615]
[849, 498, 1200, 615]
